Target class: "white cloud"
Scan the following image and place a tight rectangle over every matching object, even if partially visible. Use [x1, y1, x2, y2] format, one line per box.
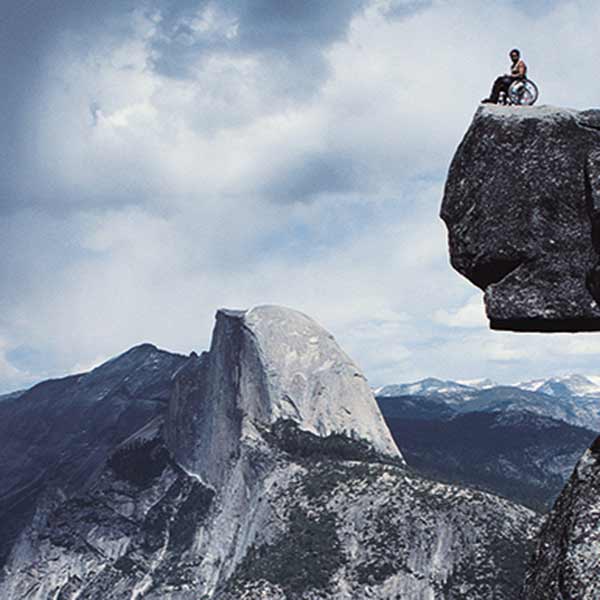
[4, 0, 600, 391]
[433, 294, 487, 328]
[186, 4, 240, 40]
[0, 337, 32, 392]
[561, 336, 600, 356]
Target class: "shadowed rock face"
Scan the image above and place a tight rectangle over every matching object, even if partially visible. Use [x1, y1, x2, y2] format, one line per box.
[0, 344, 187, 568]
[441, 105, 600, 332]
[523, 436, 600, 599]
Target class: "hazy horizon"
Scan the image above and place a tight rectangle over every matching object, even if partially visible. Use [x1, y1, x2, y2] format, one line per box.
[5, 338, 600, 395]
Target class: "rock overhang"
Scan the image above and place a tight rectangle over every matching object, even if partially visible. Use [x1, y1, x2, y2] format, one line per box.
[441, 104, 600, 332]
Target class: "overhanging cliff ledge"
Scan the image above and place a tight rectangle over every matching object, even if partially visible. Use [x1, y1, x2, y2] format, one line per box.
[441, 104, 600, 332]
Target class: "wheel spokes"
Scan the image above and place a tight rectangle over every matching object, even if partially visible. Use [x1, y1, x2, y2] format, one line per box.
[510, 81, 538, 105]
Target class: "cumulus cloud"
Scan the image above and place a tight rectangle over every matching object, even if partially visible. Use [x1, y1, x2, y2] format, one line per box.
[149, 0, 369, 80]
[433, 294, 487, 328]
[0, 336, 30, 390]
[2, 0, 600, 392]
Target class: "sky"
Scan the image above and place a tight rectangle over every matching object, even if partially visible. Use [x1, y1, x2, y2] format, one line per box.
[2, 0, 600, 393]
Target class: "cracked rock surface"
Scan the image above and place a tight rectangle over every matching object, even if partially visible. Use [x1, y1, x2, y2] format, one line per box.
[441, 105, 600, 332]
[523, 436, 600, 599]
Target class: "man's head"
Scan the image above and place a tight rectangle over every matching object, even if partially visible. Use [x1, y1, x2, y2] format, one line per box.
[510, 48, 520, 62]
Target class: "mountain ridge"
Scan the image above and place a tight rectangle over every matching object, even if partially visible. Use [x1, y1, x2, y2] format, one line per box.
[382, 408, 596, 511]
[376, 375, 600, 431]
[0, 343, 188, 568]
[0, 306, 538, 599]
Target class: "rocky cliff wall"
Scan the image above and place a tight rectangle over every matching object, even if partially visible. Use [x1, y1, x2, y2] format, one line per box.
[166, 305, 401, 489]
[441, 105, 600, 332]
[523, 435, 600, 599]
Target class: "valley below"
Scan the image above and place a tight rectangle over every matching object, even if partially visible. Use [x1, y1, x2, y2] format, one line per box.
[0, 308, 599, 599]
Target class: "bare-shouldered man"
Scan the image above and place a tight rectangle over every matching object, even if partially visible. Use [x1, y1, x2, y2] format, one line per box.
[482, 49, 527, 104]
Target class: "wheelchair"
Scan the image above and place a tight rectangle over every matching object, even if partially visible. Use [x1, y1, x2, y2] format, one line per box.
[499, 78, 539, 106]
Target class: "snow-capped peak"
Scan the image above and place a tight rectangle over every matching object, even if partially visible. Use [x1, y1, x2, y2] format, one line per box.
[516, 374, 600, 398]
[456, 378, 498, 390]
[376, 377, 476, 398]
[516, 378, 546, 392]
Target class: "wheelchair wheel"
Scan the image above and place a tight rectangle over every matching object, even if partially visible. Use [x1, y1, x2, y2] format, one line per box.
[508, 79, 539, 106]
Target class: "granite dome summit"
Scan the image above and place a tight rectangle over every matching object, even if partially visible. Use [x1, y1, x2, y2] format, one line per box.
[167, 305, 401, 489]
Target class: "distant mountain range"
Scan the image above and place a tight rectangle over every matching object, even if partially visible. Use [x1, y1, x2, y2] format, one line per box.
[376, 374, 600, 431]
[377, 373, 600, 399]
[376, 375, 600, 510]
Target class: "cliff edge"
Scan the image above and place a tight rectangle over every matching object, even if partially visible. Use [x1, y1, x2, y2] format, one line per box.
[441, 105, 600, 332]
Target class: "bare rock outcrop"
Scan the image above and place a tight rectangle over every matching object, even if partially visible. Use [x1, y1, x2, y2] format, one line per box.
[523, 436, 600, 599]
[441, 105, 600, 332]
[166, 305, 401, 489]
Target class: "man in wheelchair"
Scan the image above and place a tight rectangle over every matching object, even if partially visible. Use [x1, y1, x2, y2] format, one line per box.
[482, 49, 527, 104]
